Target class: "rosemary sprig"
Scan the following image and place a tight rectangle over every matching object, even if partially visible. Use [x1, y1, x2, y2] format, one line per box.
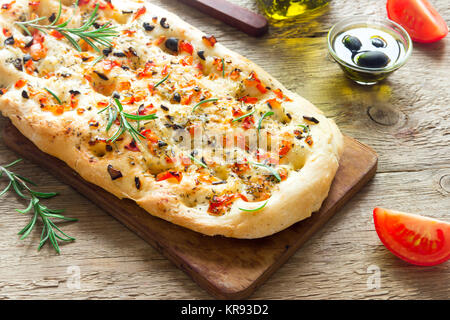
[232, 108, 255, 123]
[192, 98, 219, 112]
[189, 155, 208, 168]
[221, 58, 225, 78]
[98, 98, 158, 143]
[153, 73, 170, 89]
[239, 200, 268, 212]
[257, 111, 274, 133]
[15, 1, 118, 53]
[249, 161, 281, 182]
[0, 159, 77, 254]
[44, 87, 62, 105]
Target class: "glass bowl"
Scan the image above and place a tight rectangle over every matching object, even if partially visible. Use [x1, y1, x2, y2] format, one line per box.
[327, 16, 413, 85]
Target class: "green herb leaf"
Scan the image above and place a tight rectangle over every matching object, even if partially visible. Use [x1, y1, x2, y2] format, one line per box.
[44, 87, 62, 105]
[232, 108, 255, 123]
[239, 200, 268, 212]
[249, 161, 281, 182]
[192, 98, 219, 112]
[153, 73, 170, 89]
[0, 160, 77, 254]
[257, 111, 274, 133]
[189, 155, 208, 168]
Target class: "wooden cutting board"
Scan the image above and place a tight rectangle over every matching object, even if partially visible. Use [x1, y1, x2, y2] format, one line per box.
[2, 122, 377, 299]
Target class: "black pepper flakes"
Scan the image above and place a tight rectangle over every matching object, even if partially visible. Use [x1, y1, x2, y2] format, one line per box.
[21, 90, 29, 99]
[107, 165, 123, 180]
[161, 105, 169, 111]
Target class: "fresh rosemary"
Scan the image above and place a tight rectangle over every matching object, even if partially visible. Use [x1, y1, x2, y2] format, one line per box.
[0, 159, 77, 254]
[189, 155, 208, 168]
[257, 111, 274, 133]
[249, 161, 281, 182]
[44, 87, 62, 105]
[239, 200, 268, 212]
[192, 98, 219, 112]
[232, 108, 255, 123]
[15, 1, 118, 53]
[98, 98, 158, 143]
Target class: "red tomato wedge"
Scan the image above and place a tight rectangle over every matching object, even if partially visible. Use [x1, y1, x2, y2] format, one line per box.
[387, 0, 449, 43]
[373, 208, 450, 266]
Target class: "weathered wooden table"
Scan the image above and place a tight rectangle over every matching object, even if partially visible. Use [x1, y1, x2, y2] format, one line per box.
[0, 0, 448, 299]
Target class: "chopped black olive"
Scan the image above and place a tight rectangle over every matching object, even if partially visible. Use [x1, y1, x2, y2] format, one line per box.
[143, 22, 155, 31]
[134, 176, 141, 190]
[48, 13, 56, 23]
[113, 52, 126, 58]
[22, 54, 32, 63]
[69, 90, 81, 96]
[121, 65, 130, 70]
[12, 58, 22, 71]
[286, 113, 292, 120]
[105, 145, 113, 152]
[160, 17, 170, 29]
[127, 47, 138, 57]
[93, 22, 104, 29]
[165, 37, 179, 52]
[21, 90, 29, 99]
[303, 116, 319, 124]
[157, 140, 168, 148]
[102, 47, 112, 56]
[4, 36, 14, 46]
[107, 165, 123, 180]
[122, 10, 133, 14]
[61, 73, 71, 78]
[161, 105, 169, 111]
[356, 51, 390, 68]
[197, 50, 206, 60]
[343, 35, 362, 52]
[23, 36, 34, 48]
[173, 92, 181, 103]
[94, 70, 109, 81]
[112, 92, 121, 99]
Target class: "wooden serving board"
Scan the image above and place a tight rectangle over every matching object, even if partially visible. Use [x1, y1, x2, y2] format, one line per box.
[3, 122, 377, 299]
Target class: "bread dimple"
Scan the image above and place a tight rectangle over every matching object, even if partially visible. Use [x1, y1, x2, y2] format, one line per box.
[0, 0, 343, 238]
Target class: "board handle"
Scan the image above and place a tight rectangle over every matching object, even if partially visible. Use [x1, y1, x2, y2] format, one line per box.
[178, 0, 268, 37]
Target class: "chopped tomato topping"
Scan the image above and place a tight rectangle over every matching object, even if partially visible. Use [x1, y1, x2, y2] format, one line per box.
[138, 104, 156, 115]
[14, 79, 27, 89]
[242, 115, 255, 130]
[231, 161, 250, 175]
[279, 140, 292, 157]
[244, 72, 267, 94]
[180, 55, 193, 66]
[202, 35, 217, 47]
[134, 6, 146, 21]
[122, 29, 136, 37]
[305, 136, 313, 146]
[266, 98, 282, 109]
[137, 61, 155, 79]
[140, 129, 159, 144]
[2, 28, 11, 37]
[28, 1, 40, 8]
[229, 68, 241, 80]
[161, 65, 169, 76]
[154, 35, 166, 46]
[208, 194, 236, 215]
[239, 96, 258, 104]
[1, 1, 15, 10]
[49, 30, 64, 39]
[24, 59, 35, 75]
[156, 171, 182, 183]
[125, 140, 140, 152]
[179, 40, 194, 55]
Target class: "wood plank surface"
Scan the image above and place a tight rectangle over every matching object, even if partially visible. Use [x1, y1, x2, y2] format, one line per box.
[0, 0, 449, 299]
[2, 123, 377, 299]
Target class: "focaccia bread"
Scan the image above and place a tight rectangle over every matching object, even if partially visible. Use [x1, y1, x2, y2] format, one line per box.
[0, 0, 343, 238]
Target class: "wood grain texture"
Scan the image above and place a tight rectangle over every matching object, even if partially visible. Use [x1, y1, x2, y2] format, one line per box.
[0, 0, 449, 300]
[2, 123, 377, 299]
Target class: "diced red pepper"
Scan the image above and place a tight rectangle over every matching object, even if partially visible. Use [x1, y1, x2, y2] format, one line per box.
[202, 35, 217, 47]
[179, 40, 194, 55]
[133, 6, 146, 21]
[156, 170, 182, 183]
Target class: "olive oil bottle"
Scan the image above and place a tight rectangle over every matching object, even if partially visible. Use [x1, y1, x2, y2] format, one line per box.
[258, 0, 330, 20]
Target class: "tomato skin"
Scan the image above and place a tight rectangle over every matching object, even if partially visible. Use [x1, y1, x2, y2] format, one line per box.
[373, 208, 450, 266]
[387, 0, 448, 43]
